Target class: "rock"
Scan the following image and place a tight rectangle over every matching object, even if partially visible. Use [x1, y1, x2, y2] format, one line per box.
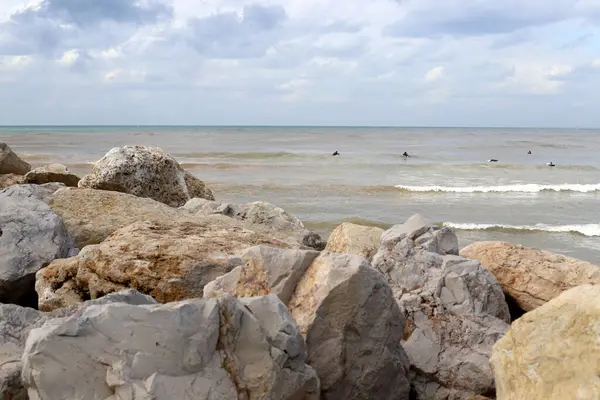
[0, 173, 24, 189]
[78, 145, 214, 206]
[460, 241, 600, 312]
[204, 245, 320, 304]
[325, 222, 384, 261]
[0, 143, 30, 175]
[35, 219, 293, 311]
[288, 252, 411, 400]
[372, 215, 510, 400]
[22, 294, 320, 400]
[0, 193, 76, 307]
[1, 182, 65, 203]
[0, 289, 156, 400]
[184, 198, 325, 250]
[24, 163, 80, 187]
[491, 284, 600, 400]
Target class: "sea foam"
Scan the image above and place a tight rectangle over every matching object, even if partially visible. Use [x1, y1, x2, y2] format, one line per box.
[444, 222, 600, 237]
[395, 183, 600, 193]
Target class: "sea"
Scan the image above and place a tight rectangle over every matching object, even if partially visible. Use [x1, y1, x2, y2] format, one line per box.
[2, 125, 600, 264]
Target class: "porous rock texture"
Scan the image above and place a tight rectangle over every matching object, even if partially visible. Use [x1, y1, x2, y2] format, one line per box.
[24, 163, 80, 187]
[78, 145, 214, 206]
[372, 214, 510, 400]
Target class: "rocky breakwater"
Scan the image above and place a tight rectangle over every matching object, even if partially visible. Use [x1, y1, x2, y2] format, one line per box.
[372, 215, 511, 400]
[461, 241, 600, 313]
[0, 142, 30, 189]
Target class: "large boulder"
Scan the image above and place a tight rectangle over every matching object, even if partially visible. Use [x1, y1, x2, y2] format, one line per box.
[24, 163, 80, 187]
[491, 284, 600, 399]
[325, 222, 384, 261]
[1, 182, 65, 203]
[22, 294, 320, 400]
[35, 219, 293, 311]
[0, 143, 30, 175]
[0, 289, 156, 400]
[204, 245, 320, 304]
[288, 252, 411, 400]
[372, 215, 510, 400]
[0, 193, 76, 307]
[460, 241, 600, 312]
[0, 173, 24, 189]
[78, 145, 214, 206]
[183, 198, 325, 250]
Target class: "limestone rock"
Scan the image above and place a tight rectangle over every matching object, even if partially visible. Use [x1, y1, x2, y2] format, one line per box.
[372, 215, 510, 400]
[0, 143, 30, 175]
[288, 251, 411, 400]
[325, 222, 384, 261]
[460, 241, 600, 312]
[35, 219, 292, 311]
[78, 145, 214, 206]
[0, 289, 156, 400]
[24, 163, 80, 187]
[0, 193, 76, 307]
[204, 245, 319, 305]
[0, 173, 24, 189]
[1, 182, 65, 203]
[183, 198, 325, 250]
[491, 284, 600, 400]
[22, 294, 320, 400]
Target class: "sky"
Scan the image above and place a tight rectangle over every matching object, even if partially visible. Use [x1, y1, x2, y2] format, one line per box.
[0, 0, 599, 127]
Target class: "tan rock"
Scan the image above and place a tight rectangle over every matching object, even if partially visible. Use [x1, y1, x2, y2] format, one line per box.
[0, 173, 24, 189]
[78, 145, 214, 206]
[325, 222, 384, 260]
[460, 241, 600, 311]
[0, 143, 30, 175]
[491, 284, 600, 400]
[35, 219, 291, 311]
[24, 163, 80, 187]
[288, 252, 411, 400]
[203, 245, 320, 304]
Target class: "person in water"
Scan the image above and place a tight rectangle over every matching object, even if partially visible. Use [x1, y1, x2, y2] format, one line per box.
[402, 152, 409, 157]
[547, 162, 555, 167]
[488, 159, 499, 162]
[332, 151, 340, 156]
[527, 150, 532, 154]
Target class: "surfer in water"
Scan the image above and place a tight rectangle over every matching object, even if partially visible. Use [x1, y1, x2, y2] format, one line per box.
[547, 162, 555, 167]
[488, 159, 499, 163]
[527, 150, 532, 154]
[332, 151, 340, 156]
[402, 152, 410, 157]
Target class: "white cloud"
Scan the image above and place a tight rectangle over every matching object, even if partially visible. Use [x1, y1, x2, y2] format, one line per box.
[56, 49, 79, 66]
[424, 66, 444, 82]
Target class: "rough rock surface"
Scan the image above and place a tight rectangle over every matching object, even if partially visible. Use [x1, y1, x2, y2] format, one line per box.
[372, 215, 510, 400]
[204, 245, 319, 305]
[0, 192, 76, 307]
[22, 294, 320, 400]
[288, 251, 411, 400]
[78, 145, 214, 206]
[0, 143, 30, 175]
[0, 290, 156, 400]
[324, 222, 384, 261]
[460, 241, 600, 312]
[1, 182, 65, 203]
[0, 173, 24, 189]
[491, 284, 600, 400]
[24, 163, 80, 187]
[36, 219, 292, 311]
[184, 198, 325, 250]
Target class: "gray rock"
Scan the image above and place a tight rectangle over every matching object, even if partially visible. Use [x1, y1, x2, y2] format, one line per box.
[24, 163, 80, 187]
[78, 145, 214, 207]
[22, 294, 319, 400]
[1, 183, 66, 203]
[288, 252, 411, 400]
[0, 143, 30, 175]
[0, 193, 76, 307]
[381, 213, 458, 256]
[372, 215, 510, 399]
[204, 245, 320, 305]
[183, 198, 325, 250]
[0, 290, 156, 400]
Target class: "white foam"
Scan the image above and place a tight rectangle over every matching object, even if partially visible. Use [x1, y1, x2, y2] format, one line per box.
[395, 183, 600, 193]
[444, 222, 600, 237]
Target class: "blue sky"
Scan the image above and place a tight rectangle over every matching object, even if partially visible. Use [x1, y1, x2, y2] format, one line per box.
[0, 0, 599, 127]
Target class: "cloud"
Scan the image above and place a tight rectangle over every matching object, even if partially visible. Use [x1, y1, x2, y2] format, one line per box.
[0, 0, 599, 127]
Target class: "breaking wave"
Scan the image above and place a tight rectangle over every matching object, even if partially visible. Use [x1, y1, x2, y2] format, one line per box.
[395, 183, 600, 193]
[444, 222, 600, 237]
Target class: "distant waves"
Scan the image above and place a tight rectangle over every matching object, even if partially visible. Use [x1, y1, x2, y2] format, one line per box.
[444, 222, 600, 237]
[395, 183, 600, 193]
